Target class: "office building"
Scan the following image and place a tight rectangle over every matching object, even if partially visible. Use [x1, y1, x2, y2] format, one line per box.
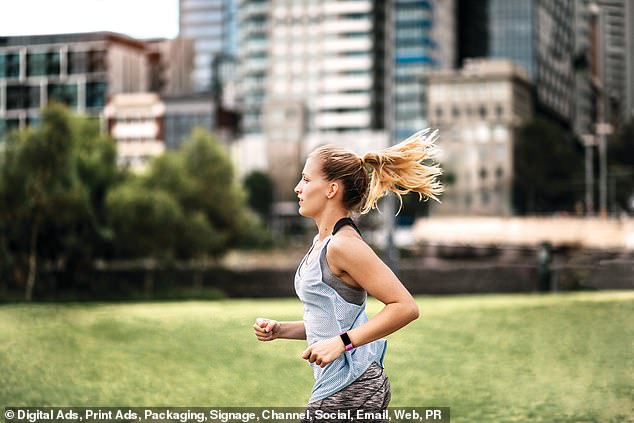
[0, 32, 157, 139]
[238, 0, 387, 136]
[593, 0, 634, 122]
[456, 0, 575, 127]
[236, 0, 390, 201]
[163, 93, 216, 150]
[179, 0, 238, 93]
[393, 0, 455, 142]
[491, 0, 574, 126]
[456, 0, 488, 67]
[237, 0, 268, 135]
[573, 0, 598, 138]
[628, 1, 634, 119]
[427, 59, 533, 216]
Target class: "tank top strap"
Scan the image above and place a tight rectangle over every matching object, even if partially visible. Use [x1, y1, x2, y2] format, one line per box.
[332, 217, 362, 237]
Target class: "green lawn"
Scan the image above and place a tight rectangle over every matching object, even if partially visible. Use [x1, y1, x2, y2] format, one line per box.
[1, 291, 632, 422]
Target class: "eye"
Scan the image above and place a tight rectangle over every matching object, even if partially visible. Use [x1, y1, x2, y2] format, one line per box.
[303, 176, 309, 182]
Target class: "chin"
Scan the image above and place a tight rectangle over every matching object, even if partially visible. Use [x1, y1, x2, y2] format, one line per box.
[298, 205, 313, 218]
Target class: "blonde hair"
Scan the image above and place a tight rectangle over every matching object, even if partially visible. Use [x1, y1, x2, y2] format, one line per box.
[310, 128, 443, 215]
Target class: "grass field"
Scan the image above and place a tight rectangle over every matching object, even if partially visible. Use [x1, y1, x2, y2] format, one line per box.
[1, 291, 633, 422]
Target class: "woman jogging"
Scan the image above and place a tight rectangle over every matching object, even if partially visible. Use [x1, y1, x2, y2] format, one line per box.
[253, 129, 443, 418]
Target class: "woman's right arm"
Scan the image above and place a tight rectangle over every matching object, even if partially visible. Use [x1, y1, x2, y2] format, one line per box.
[253, 318, 306, 341]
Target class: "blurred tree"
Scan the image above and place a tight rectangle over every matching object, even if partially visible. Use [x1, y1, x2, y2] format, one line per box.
[0, 103, 82, 300]
[513, 119, 584, 214]
[608, 118, 634, 214]
[117, 127, 271, 258]
[105, 183, 184, 259]
[243, 170, 274, 221]
[111, 153, 225, 259]
[0, 106, 273, 301]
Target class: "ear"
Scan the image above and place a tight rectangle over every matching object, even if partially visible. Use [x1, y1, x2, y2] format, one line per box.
[326, 181, 340, 199]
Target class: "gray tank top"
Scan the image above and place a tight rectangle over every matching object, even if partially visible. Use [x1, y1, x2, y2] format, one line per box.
[295, 229, 387, 403]
[319, 237, 366, 306]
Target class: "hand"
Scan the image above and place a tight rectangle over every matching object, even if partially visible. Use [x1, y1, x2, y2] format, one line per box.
[301, 336, 345, 368]
[253, 318, 280, 341]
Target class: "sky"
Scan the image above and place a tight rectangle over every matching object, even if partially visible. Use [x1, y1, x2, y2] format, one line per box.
[0, 0, 179, 39]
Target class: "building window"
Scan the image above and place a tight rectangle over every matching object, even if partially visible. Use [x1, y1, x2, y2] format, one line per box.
[435, 107, 443, 119]
[27, 53, 47, 77]
[27, 51, 60, 77]
[479, 167, 488, 180]
[86, 81, 107, 109]
[481, 189, 490, 204]
[0, 52, 20, 78]
[87, 50, 107, 73]
[479, 105, 487, 118]
[495, 104, 504, 118]
[48, 83, 78, 108]
[68, 51, 88, 74]
[6, 85, 40, 110]
[0, 118, 21, 139]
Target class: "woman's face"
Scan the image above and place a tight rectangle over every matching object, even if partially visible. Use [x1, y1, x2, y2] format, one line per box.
[294, 156, 329, 218]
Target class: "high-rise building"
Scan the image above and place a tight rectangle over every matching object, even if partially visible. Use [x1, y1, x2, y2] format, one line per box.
[627, 1, 634, 120]
[573, 0, 598, 138]
[0, 32, 156, 140]
[237, 0, 268, 135]
[456, 0, 489, 67]
[456, 0, 575, 127]
[592, 0, 634, 122]
[179, 0, 238, 93]
[236, 0, 391, 201]
[490, 0, 575, 126]
[239, 0, 388, 136]
[393, 0, 455, 142]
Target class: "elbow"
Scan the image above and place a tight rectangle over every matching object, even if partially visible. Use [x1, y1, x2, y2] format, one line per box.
[406, 301, 420, 322]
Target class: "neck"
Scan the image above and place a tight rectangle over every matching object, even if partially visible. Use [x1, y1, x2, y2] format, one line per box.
[314, 208, 349, 241]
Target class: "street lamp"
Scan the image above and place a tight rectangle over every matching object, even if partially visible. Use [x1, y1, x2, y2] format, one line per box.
[581, 133, 595, 216]
[588, 2, 613, 217]
[596, 122, 613, 217]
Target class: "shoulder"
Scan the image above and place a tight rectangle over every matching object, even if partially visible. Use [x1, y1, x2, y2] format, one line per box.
[327, 230, 375, 269]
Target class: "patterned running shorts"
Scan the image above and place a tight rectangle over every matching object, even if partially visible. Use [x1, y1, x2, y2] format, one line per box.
[300, 362, 391, 423]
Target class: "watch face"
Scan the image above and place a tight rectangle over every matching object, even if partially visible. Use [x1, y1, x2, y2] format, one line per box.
[340, 332, 352, 348]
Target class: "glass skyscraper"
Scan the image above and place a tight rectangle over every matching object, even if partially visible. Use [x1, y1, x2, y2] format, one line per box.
[394, 0, 436, 141]
[489, 0, 575, 126]
[179, 0, 238, 93]
[393, 0, 455, 142]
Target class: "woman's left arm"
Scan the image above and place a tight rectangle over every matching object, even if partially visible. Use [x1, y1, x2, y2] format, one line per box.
[301, 236, 419, 367]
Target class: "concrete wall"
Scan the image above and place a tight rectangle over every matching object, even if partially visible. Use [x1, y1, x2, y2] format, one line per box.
[412, 216, 634, 250]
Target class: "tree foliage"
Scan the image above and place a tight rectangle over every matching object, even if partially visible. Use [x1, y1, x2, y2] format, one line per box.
[243, 170, 274, 220]
[0, 103, 116, 299]
[608, 118, 634, 213]
[0, 105, 270, 300]
[513, 119, 584, 214]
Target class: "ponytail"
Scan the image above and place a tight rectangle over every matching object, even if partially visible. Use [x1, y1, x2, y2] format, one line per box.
[360, 128, 443, 214]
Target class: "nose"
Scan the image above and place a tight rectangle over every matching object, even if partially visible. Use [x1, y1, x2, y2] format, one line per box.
[294, 181, 301, 194]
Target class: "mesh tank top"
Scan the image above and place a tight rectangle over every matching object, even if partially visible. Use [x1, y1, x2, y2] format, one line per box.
[294, 219, 388, 403]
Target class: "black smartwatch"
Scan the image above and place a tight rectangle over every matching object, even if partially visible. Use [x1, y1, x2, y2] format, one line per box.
[339, 331, 354, 352]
